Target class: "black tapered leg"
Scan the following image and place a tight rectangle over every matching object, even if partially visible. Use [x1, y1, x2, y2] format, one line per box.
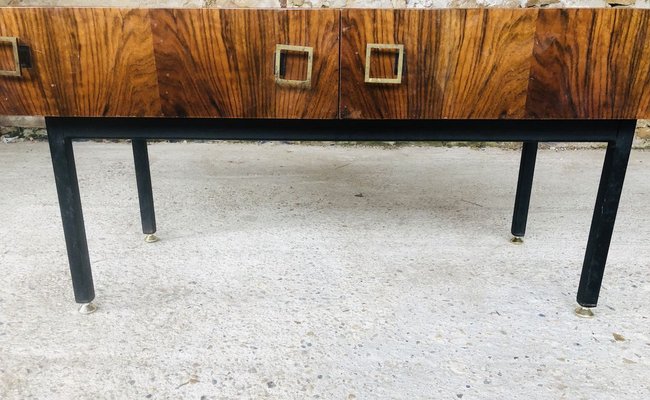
[577, 121, 636, 308]
[511, 141, 538, 239]
[132, 139, 156, 235]
[47, 122, 95, 304]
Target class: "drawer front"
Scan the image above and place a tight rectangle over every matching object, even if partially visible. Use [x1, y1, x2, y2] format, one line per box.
[527, 8, 650, 119]
[0, 8, 161, 117]
[340, 9, 538, 119]
[151, 9, 340, 118]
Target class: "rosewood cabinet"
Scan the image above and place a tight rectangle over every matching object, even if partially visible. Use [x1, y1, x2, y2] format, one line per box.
[1, 7, 648, 314]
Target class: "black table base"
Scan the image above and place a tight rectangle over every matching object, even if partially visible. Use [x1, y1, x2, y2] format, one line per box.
[45, 118, 637, 311]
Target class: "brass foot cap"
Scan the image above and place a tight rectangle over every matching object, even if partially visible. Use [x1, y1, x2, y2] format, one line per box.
[510, 236, 524, 245]
[78, 302, 98, 315]
[144, 234, 159, 243]
[575, 306, 594, 318]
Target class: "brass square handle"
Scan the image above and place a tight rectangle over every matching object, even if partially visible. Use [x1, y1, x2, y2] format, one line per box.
[274, 44, 313, 89]
[364, 43, 404, 85]
[0, 36, 21, 77]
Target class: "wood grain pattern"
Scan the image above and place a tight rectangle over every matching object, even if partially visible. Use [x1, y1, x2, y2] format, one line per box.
[526, 8, 650, 119]
[0, 8, 161, 117]
[2, 8, 650, 119]
[150, 9, 339, 118]
[1, 8, 59, 116]
[340, 9, 538, 119]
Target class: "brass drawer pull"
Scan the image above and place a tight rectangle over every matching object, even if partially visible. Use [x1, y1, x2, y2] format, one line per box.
[0, 36, 21, 77]
[364, 43, 404, 84]
[274, 44, 313, 89]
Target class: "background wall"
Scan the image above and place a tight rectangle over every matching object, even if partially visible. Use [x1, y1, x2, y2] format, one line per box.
[2, 0, 650, 8]
[2, 0, 650, 7]
[1, 0, 649, 141]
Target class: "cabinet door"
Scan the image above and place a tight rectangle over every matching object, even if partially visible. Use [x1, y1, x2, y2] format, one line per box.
[151, 9, 340, 119]
[340, 9, 537, 119]
[527, 8, 650, 119]
[0, 8, 161, 117]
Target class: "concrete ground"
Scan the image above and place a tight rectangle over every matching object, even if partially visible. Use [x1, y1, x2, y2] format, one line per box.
[0, 141, 649, 399]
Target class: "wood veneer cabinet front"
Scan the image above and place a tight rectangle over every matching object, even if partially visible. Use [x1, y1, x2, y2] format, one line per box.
[527, 8, 650, 119]
[0, 8, 161, 116]
[0, 8, 340, 118]
[341, 8, 538, 119]
[2, 8, 650, 119]
[341, 8, 650, 119]
[151, 9, 340, 118]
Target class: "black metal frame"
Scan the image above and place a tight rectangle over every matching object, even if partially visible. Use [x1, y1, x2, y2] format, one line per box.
[511, 141, 538, 238]
[132, 139, 156, 235]
[46, 117, 637, 308]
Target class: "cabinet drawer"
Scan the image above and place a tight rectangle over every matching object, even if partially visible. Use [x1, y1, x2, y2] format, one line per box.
[151, 9, 339, 119]
[0, 8, 161, 117]
[340, 9, 537, 119]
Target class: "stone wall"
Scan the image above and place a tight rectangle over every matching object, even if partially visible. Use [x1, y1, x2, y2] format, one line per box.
[1, 0, 650, 10]
[1, 0, 649, 141]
